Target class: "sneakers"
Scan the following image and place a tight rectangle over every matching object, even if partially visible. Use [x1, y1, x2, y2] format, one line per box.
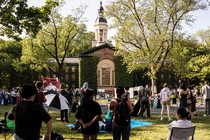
[160, 117, 173, 121]
[168, 118, 173, 121]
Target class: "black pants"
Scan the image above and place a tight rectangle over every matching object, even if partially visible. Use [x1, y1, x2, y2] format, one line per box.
[139, 100, 150, 117]
[60, 109, 68, 122]
[205, 99, 210, 115]
[12, 97, 17, 104]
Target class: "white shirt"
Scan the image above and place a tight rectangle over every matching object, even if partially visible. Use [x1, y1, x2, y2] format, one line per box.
[167, 120, 192, 140]
[11, 91, 16, 97]
[160, 87, 171, 100]
[201, 85, 210, 99]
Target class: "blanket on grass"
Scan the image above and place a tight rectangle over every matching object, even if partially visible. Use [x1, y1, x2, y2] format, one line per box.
[66, 119, 153, 133]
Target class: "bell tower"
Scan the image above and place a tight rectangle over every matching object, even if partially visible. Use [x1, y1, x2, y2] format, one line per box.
[93, 1, 108, 47]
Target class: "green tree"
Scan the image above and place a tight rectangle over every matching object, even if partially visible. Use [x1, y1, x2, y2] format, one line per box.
[187, 27, 210, 80]
[21, 5, 94, 82]
[106, 0, 208, 93]
[167, 36, 199, 84]
[0, 0, 58, 40]
[0, 39, 35, 89]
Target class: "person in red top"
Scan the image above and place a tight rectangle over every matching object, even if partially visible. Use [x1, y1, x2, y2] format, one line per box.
[34, 81, 47, 105]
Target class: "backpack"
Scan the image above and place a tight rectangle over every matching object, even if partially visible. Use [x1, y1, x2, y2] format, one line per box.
[114, 98, 130, 126]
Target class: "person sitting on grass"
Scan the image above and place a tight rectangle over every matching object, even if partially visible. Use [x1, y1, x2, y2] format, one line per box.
[167, 107, 192, 140]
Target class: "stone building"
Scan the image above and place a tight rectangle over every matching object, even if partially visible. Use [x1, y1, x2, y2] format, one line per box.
[61, 2, 179, 93]
[60, 2, 133, 93]
[78, 1, 132, 93]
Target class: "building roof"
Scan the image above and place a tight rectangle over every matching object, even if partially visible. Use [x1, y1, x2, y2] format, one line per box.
[95, 17, 107, 23]
[95, 1, 107, 23]
[79, 43, 115, 57]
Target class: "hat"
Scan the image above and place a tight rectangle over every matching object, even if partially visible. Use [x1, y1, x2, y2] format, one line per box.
[105, 110, 112, 119]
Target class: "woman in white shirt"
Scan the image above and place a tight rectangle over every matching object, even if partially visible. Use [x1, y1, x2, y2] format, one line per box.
[167, 107, 192, 140]
[160, 83, 172, 121]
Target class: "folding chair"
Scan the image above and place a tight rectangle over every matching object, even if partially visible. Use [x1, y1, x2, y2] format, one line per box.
[169, 126, 196, 140]
[1, 112, 15, 140]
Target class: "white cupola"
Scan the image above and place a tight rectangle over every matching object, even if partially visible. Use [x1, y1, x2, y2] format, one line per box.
[93, 1, 108, 47]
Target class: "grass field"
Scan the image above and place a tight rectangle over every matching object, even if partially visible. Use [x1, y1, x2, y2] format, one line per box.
[0, 103, 210, 140]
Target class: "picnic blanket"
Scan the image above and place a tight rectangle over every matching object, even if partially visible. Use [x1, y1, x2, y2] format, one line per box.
[66, 119, 153, 133]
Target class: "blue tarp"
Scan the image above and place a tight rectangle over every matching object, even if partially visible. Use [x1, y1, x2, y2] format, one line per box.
[130, 120, 153, 129]
[66, 119, 153, 132]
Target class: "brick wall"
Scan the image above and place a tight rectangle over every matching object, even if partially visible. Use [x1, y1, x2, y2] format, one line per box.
[91, 48, 115, 60]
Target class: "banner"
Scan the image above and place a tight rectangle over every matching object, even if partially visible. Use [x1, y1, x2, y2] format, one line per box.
[42, 77, 61, 89]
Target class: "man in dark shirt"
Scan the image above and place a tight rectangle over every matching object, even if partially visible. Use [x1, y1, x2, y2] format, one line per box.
[8, 84, 52, 140]
[137, 84, 151, 118]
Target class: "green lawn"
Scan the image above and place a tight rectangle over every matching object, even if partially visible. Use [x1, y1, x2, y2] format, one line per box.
[1, 104, 210, 140]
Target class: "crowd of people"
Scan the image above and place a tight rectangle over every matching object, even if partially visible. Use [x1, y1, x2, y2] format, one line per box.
[1, 79, 210, 140]
[157, 80, 210, 120]
[0, 87, 21, 106]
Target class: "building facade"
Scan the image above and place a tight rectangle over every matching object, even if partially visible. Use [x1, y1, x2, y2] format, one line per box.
[59, 2, 179, 93]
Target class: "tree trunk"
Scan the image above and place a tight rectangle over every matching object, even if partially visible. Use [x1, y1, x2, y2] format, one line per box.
[58, 66, 63, 84]
[151, 77, 157, 96]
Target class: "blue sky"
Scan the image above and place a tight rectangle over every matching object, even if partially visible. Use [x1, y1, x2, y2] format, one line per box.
[28, 0, 210, 39]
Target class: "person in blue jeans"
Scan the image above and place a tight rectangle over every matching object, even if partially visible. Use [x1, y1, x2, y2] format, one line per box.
[109, 86, 134, 140]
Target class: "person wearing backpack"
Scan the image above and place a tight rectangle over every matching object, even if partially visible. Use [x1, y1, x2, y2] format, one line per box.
[136, 84, 151, 118]
[110, 86, 134, 140]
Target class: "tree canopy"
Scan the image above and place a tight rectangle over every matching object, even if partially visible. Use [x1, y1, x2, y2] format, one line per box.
[0, 0, 58, 40]
[0, 39, 35, 88]
[21, 5, 94, 81]
[106, 0, 209, 93]
[189, 27, 210, 80]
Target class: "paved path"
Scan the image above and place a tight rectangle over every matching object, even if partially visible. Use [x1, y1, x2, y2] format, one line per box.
[99, 100, 205, 115]
[150, 104, 205, 114]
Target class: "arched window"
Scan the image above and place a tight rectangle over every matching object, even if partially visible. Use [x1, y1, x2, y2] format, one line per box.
[97, 59, 115, 86]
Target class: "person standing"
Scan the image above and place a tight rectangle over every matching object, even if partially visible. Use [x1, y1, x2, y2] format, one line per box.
[124, 87, 130, 98]
[60, 86, 69, 123]
[4, 89, 9, 105]
[110, 86, 133, 140]
[137, 84, 151, 118]
[80, 82, 89, 95]
[178, 83, 189, 109]
[67, 86, 74, 117]
[34, 81, 47, 106]
[190, 87, 197, 115]
[160, 83, 172, 121]
[201, 80, 210, 116]
[167, 107, 192, 140]
[8, 84, 52, 140]
[15, 87, 22, 103]
[187, 86, 195, 116]
[76, 89, 102, 140]
[11, 89, 17, 105]
[80, 82, 89, 105]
